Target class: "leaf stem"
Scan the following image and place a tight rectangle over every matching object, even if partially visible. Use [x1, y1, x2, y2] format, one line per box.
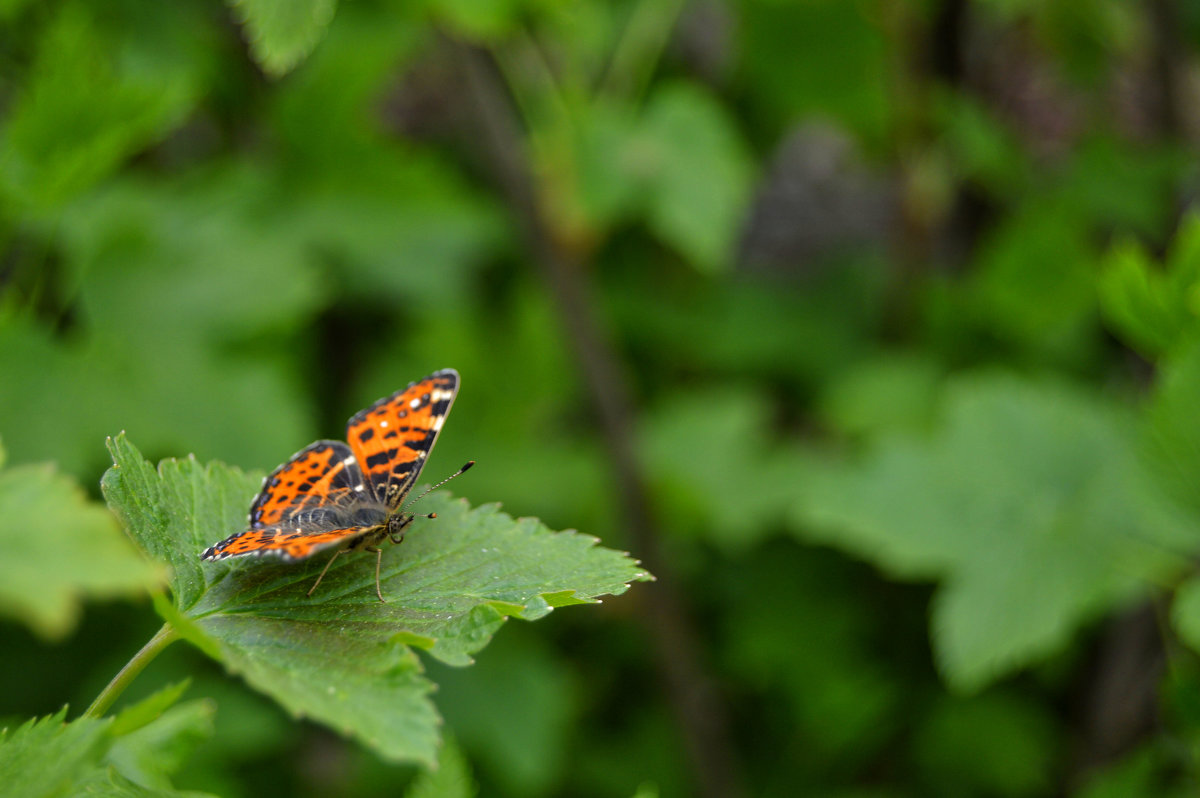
[84, 623, 180, 718]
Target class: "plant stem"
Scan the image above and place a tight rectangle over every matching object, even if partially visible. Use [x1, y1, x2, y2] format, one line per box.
[84, 623, 179, 718]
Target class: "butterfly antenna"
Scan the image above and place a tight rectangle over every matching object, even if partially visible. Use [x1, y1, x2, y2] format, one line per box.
[401, 461, 475, 514]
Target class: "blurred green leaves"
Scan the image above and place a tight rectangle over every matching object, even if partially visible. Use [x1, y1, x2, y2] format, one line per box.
[574, 81, 753, 272]
[795, 373, 1198, 692]
[2, 0, 1200, 793]
[0, 2, 200, 211]
[0, 437, 158, 640]
[640, 386, 815, 551]
[101, 434, 650, 765]
[0, 683, 215, 798]
[638, 83, 754, 272]
[1101, 214, 1200, 359]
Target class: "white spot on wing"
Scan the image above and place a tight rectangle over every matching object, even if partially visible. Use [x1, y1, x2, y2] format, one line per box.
[409, 398, 421, 409]
[380, 420, 389, 428]
[342, 456, 356, 467]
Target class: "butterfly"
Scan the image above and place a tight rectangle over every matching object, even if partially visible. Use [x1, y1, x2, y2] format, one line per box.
[201, 368, 471, 601]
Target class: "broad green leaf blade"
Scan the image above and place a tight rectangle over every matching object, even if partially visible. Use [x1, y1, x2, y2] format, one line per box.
[0, 456, 160, 640]
[198, 614, 439, 763]
[640, 82, 754, 273]
[229, 0, 338, 77]
[102, 436, 254, 612]
[794, 373, 1199, 692]
[102, 434, 651, 765]
[640, 387, 817, 551]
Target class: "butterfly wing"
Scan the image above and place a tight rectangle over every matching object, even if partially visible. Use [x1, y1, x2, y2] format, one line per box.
[345, 368, 459, 510]
[202, 524, 373, 561]
[202, 440, 378, 561]
[247, 440, 366, 528]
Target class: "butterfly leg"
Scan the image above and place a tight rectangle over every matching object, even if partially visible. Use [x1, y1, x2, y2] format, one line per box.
[365, 546, 386, 602]
[307, 549, 343, 597]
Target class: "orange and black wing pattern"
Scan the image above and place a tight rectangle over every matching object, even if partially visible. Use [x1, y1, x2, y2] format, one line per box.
[345, 368, 459, 510]
[201, 524, 374, 561]
[201, 440, 381, 562]
[200, 369, 459, 564]
[246, 441, 363, 528]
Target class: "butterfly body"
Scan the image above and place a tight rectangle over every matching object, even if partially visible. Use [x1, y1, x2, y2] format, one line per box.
[201, 369, 462, 600]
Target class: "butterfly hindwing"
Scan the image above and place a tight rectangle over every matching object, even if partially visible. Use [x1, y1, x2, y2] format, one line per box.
[345, 368, 459, 510]
[203, 524, 374, 561]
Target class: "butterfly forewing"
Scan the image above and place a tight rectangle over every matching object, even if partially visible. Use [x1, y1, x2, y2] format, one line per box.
[345, 368, 459, 510]
[248, 441, 368, 527]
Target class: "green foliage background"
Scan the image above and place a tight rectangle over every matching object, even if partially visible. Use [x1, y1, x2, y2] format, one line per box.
[5, 0, 1200, 795]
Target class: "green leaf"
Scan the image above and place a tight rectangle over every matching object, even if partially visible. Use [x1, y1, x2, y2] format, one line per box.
[427, 0, 522, 40]
[109, 681, 193, 738]
[0, 166, 327, 476]
[106, 698, 215, 791]
[969, 199, 1096, 352]
[0, 710, 110, 798]
[101, 434, 650, 766]
[570, 84, 755, 271]
[0, 451, 160, 640]
[1099, 213, 1200, 359]
[794, 373, 1198, 692]
[817, 352, 943, 438]
[640, 387, 816, 551]
[0, 688, 214, 798]
[1142, 336, 1200, 519]
[228, 0, 338, 77]
[639, 82, 754, 273]
[404, 736, 477, 798]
